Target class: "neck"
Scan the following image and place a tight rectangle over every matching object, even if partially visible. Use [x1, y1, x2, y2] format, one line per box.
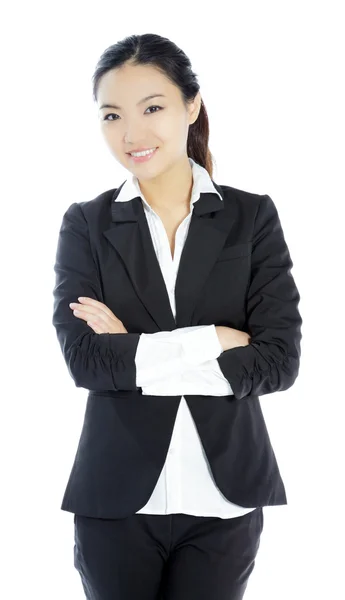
[138, 155, 193, 212]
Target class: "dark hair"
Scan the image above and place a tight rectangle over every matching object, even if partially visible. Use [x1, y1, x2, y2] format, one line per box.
[91, 33, 216, 178]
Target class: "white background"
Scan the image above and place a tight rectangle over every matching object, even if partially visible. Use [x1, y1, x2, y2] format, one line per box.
[1, 1, 344, 598]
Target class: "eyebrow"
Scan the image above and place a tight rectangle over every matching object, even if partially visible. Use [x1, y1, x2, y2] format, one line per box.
[99, 94, 166, 111]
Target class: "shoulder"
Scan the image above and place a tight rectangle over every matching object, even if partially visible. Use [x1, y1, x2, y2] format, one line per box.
[217, 183, 271, 220]
[219, 183, 265, 204]
[78, 187, 117, 217]
[60, 187, 118, 226]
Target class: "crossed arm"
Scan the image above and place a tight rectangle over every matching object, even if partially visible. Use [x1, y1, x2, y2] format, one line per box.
[67, 293, 251, 395]
[52, 196, 302, 400]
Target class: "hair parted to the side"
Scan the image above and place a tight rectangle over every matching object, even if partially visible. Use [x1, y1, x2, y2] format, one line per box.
[91, 33, 216, 178]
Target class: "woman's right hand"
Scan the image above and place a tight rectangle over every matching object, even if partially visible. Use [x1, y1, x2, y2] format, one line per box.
[69, 297, 128, 334]
[215, 326, 251, 352]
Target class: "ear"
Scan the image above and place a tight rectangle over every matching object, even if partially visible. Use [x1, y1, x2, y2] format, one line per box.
[189, 91, 202, 125]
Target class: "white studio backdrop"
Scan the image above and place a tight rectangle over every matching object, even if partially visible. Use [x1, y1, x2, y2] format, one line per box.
[1, 1, 344, 599]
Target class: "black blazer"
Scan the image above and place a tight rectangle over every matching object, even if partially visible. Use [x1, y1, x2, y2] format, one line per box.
[52, 180, 302, 519]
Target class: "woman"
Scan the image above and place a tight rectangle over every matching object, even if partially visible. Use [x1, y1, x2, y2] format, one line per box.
[52, 33, 302, 600]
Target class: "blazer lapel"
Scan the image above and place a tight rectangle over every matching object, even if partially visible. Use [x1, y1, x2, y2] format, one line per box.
[103, 181, 231, 331]
[175, 182, 230, 328]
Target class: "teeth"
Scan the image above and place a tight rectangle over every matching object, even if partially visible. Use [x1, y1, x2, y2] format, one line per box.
[130, 148, 156, 157]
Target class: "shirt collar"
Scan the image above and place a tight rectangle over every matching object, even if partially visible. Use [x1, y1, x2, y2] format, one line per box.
[115, 157, 223, 210]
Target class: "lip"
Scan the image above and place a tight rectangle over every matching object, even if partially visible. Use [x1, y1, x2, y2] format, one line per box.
[127, 147, 157, 154]
[127, 147, 159, 164]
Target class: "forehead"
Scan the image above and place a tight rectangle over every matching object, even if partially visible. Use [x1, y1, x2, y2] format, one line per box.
[97, 63, 176, 105]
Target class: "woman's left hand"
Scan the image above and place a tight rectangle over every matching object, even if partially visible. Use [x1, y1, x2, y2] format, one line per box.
[69, 297, 128, 334]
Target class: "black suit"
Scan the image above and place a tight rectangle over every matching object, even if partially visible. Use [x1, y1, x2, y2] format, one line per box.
[52, 180, 302, 520]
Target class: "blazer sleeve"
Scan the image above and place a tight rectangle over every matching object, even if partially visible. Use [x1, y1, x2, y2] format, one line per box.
[216, 194, 302, 400]
[52, 201, 142, 392]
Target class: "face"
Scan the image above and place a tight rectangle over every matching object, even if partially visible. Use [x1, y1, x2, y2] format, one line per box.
[96, 62, 201, 182]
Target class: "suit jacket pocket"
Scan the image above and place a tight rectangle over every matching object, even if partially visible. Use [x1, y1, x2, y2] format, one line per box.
[217, 241, 252, 262]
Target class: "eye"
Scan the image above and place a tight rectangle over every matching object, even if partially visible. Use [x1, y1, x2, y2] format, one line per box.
[102, 105, 163, 121]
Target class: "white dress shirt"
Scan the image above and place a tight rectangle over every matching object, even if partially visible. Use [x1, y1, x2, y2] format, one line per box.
[114, 157, 256, 519]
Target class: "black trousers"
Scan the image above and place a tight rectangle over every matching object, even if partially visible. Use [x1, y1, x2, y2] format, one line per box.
[73, 508, 264, 600]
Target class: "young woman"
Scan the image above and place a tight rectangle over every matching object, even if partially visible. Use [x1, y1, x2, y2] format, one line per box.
[52, 33, 302, 600]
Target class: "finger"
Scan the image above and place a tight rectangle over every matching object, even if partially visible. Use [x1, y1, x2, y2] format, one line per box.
[71, 304, 100, 317]
[72, 299, 122, 325]
[71, 304, 109, 323]
[78, 297, 114, 318]
[75, 299, 122, 324]
[73, 309, 109, 327]
[73, 309, 104, 333]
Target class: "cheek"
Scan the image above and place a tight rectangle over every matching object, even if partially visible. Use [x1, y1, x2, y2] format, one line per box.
[175, 118, 191, 146]
[100, 128, 122, 154]
[100, 126, 115, 147]
[156, 113, 182, 140]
